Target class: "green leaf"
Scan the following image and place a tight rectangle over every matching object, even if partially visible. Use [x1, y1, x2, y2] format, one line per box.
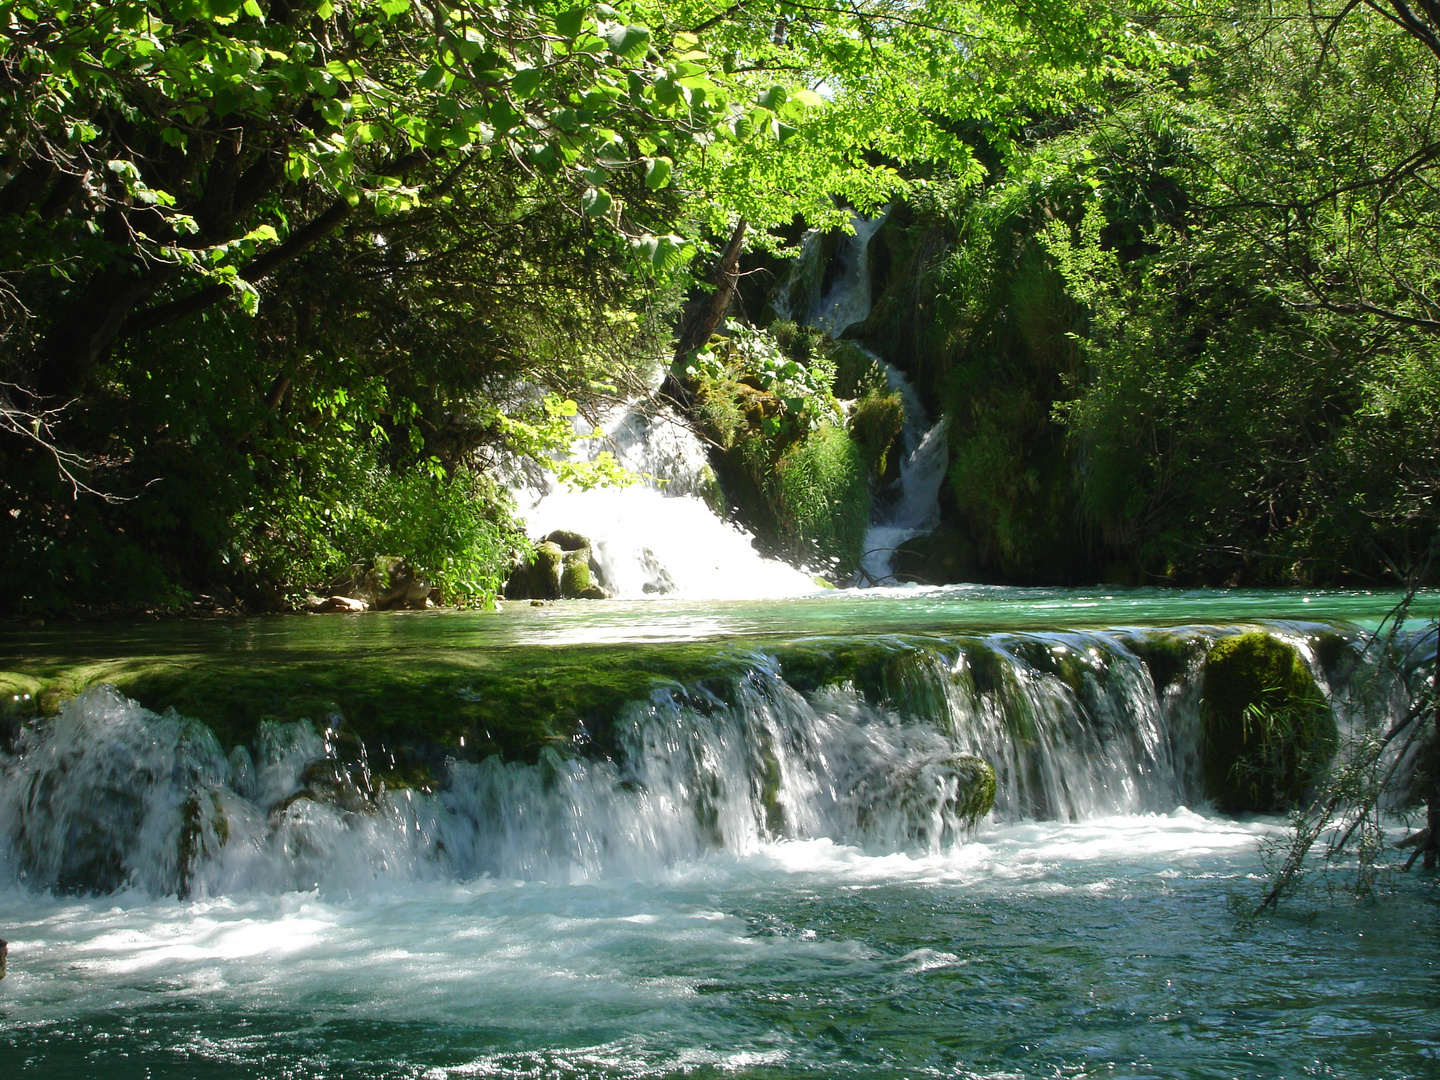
[643, 155, 672, 190]
[555, 7, 586, 39]
[791, 88, 824, 110]
[758, 85, 787, 110]
[511, 66, 543, 98]
[582, 187, 612, 218]
[604, 24, 650, 60]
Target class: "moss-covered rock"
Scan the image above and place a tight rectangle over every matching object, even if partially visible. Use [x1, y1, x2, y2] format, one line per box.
[849, 389, 905, 478]
[559, 548, 593, 597]
[505, 541, 563, 600]
[1201, 632, 1338, 811]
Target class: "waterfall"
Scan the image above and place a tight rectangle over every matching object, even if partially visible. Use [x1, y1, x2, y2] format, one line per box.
[808, 212, 889, 338]
[519, 403, 819, 599]
[775, 211, 950, 584]
[857, 355, 950, 584]
[0, 624, 1359, 897]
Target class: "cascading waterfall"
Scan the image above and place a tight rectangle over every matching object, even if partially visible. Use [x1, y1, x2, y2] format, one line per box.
[515, 209, 948, 597]
[778, 210, 951, 583]
[0, 624, 1363, 898]
[519, 402, 819, 599]
[857, 355, 950, 584]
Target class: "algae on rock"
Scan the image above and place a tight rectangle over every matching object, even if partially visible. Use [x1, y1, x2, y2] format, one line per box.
[1201, 632, 1338, 811]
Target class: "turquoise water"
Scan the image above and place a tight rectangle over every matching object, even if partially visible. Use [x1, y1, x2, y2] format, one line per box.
[2, 584, 1425, 663]
[1, 587, 1436, 1078]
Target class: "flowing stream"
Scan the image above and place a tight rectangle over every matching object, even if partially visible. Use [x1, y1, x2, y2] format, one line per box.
[1, 589, 1436, 1078]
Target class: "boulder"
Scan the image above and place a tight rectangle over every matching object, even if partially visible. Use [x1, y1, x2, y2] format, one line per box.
[507, 532, 611, 599]
[329, 558, 434, 611]
[505, 541, 564, 600]
[1201, 632, 1338, 811]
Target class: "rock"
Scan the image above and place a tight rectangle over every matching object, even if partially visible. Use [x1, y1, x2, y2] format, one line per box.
[375, 561, 434, 610]
[507, 533, 611, 599]
[855, 752, 997, 846]
[506, 541, 564, 600]
[560, 547, 592, 596]
[0, 938, 6, 980]
[544, 529, 590, 551]
[1201, 632, 1338, 811]
[891, 529, 976, 585]
[327, 558, 433, 611]
[308, 595, 369, 614]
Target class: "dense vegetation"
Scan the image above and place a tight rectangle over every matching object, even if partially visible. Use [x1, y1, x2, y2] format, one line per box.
[1, 0, 1436, 612]
[858, 2, 1440, 587]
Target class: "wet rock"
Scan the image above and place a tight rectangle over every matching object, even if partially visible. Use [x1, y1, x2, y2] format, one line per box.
[507, 540, 564, 600]
[855, 752, 996, 846]
[307, 595, 369, 614]
[1201, 632, 1338, 811]
[544, 529, 590, 551]
[0, 938, 6, 980]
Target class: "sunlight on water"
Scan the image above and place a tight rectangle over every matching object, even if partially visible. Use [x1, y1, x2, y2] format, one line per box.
[1, 593, 1436, 1078]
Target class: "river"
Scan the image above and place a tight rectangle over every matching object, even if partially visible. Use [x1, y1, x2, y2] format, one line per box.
[1, 587, 1436, 1078]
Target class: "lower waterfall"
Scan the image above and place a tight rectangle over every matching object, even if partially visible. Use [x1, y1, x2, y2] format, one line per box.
[518, 403, 821, 599]
[1, 599, 1430, 1080]
[0, 624, 1350, 897]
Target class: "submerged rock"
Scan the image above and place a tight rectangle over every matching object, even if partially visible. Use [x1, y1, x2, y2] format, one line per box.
[855, 752, 996, 847]
[1201, 632, 1338, 811]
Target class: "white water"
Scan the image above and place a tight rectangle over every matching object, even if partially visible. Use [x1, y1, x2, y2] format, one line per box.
[0, 628, 1246, 897]
[857, 355, 950, 584]
[519, 403, 819, 600]
[784, 212, 951, 585]
[808, 211, 889, 338]
[514, 208, 948, 598]
[2, 619, 1428, 1078]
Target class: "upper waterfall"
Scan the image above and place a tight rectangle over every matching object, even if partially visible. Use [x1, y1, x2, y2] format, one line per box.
[777, 211, 951, 584]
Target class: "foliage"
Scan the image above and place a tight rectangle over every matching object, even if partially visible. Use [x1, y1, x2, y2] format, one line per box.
[1254, 598, 1439, 912]
[848, 388, 904, 478]
[771, 422, 869, 572]
[680, 318, 882, 575]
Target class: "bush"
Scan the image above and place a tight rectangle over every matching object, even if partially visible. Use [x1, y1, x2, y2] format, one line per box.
[849, 390, 905, 477]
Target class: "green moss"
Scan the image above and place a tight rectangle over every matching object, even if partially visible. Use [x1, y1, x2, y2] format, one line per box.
[559, 549, 592, 596]
[1201, 632, 1338, 811]
[1127, 630, 1203, 693]
[950, 754, 998, 824]
[0, 641, 760, 790]
[848, 389, 905, 478]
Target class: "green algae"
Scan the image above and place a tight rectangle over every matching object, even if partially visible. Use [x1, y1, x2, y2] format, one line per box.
[1201, 631, 1338, 811]
[0, 642, 758, 790]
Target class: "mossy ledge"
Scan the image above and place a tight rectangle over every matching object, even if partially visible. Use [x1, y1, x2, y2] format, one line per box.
[1, 644, 758, 791]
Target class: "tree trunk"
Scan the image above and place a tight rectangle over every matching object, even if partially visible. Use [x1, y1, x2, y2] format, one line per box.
[674, 218, 748, 359]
